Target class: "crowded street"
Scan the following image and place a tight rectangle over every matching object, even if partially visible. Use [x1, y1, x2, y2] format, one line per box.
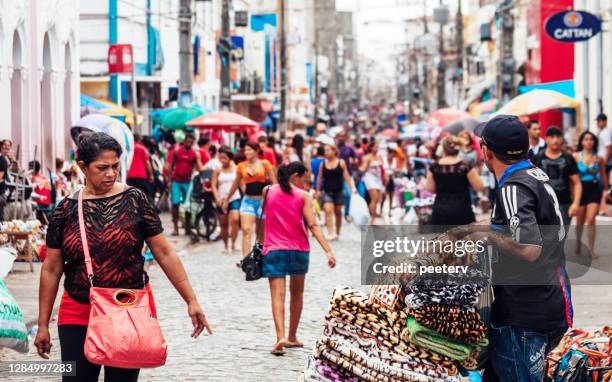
[3, 218, 612, 381]
[2, 0, 612, 381]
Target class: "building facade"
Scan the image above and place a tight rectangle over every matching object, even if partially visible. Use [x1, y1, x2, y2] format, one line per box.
[0, 0, 80, 169]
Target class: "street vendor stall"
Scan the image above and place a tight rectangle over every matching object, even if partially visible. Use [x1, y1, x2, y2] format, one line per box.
[0, 220, 46, 272]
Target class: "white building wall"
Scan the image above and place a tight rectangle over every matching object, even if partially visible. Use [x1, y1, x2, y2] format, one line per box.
[574, 0, 612, 131]
[0, 0, 79, 169]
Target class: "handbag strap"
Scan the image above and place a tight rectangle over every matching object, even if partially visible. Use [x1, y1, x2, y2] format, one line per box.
[255, 185, 270, 243]
[77, 189, 94, 285]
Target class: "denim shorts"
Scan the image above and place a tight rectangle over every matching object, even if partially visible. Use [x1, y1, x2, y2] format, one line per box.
[262, 250, 310, 277]
[218, 199, 241, 214]
[171, 181, 191, 206]
[239, 196, 263, 218]
[320, 190, 345, 206]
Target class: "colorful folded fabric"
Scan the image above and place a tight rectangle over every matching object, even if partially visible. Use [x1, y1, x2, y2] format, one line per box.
[303, 356, 357, 382]
[408, 304, 487, 345]
[402, 317, 487, 361]
[321, 316, 457, 378]
[330, 286, 407, 335]
[315, 337, 466, 382]
[404, 268, 488, 311]
[370, 285, 405, 311]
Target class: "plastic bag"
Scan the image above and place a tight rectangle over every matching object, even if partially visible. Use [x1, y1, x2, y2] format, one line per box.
[0, 279, 29, 353]
[0, 247, 17, 280]
[403, 207, 417, 225]
[350, 193, 370, 226]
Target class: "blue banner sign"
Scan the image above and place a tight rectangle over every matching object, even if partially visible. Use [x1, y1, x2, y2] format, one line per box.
[545, 10, 601, 42]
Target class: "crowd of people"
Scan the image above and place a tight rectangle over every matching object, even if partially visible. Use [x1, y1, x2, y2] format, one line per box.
[4, 108, 606, 381]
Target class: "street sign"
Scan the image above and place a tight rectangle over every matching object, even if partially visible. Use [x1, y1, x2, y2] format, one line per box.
[545, 10, 601, 43]
[108, 44, 133, 74]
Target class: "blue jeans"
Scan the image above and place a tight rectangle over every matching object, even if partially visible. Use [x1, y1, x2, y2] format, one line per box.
[343, 181, 351, 217]
[489, 324, 566, 382]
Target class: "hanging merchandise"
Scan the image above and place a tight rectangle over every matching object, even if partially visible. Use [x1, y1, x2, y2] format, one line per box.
[302, 229, 491, 381]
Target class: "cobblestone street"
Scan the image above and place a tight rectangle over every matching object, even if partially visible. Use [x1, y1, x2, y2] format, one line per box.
[3, 215, 612, 381]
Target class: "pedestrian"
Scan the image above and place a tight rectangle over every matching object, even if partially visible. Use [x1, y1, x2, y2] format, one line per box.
[457, 115, 572, 382]
[211, 146, 241, 254]
[359, 142, 387, 224]
[54, 157, 69, 204]
[285, 134, 311, 172]
[310, 146, 325, 188]
[527, 120, 545, 159]
[233, 136, 248, 164]
[595, 113, 612, 184]
[533, 126, 582, 226]
[168, 133, 205, 236]
[258, 135, 277, 166]
[29, 160, 53, 224]
[35, 132, 211, 382]
[426, 136, 484, 228]
[204, 145, 222, 171]
[381, 145, 397, 218]
[458, 130, 479, 168]
[315, 145, 353, 240]
[262, 162, 336, 355]
[224, 142, 276, 260]
[573, 131, 608, 259]
[198, 136, 212, 167]
[127, 134, 154, 198]
[336, 132, 357, 221]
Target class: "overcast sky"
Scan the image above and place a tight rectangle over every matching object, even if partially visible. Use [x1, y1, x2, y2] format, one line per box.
[336, 0, 461, 79]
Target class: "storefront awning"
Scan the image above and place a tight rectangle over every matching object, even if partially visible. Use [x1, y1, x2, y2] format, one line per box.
[519, 80, 575, 98]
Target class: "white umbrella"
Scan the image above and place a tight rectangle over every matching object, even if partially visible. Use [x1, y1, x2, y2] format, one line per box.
[72, 114, 134, 183]
[493, 89, 579, 117]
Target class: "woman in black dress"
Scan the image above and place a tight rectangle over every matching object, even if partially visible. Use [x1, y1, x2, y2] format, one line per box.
[426, 136, 484, 228]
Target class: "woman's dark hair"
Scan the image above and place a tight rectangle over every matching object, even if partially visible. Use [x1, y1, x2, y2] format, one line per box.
[29, 160, 41, 174]
[577, 131, 598, 153]
[209, 145, 217, 156]
[366, 141, 377, 154]
[277, 162, 307, 194]
[292, 134, 305, 162]
[239, 137, 248, 149]
[245, 142, 261, 154]
[219, 145, 233, 159]
[316, 146, 325, 156]
[77, 132, 123, 165]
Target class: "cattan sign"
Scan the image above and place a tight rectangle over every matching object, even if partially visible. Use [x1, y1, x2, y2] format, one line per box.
[545, 10, 601, 42]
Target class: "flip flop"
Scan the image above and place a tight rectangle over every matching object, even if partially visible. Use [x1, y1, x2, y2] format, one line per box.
[284, 341, 304, 348]
[270, 342, 286, 355]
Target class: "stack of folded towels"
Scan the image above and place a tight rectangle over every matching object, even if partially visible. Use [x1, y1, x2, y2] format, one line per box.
[304, 286, 469, 382]
[401, 268, 489, 371]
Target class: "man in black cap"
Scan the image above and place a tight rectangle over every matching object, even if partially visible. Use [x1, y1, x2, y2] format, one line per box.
[533, 126, 582, 226]
[455, 115, 572, 381]
[596, 113, 611, 182]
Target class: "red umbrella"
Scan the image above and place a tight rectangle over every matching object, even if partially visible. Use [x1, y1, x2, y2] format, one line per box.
[380, 128, 399, 139]
[425, 108, 471, 128]
[185, 111, 259, 132]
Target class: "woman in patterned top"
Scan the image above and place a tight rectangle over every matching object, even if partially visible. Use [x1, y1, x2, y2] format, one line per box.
[35, 133, 212, 382]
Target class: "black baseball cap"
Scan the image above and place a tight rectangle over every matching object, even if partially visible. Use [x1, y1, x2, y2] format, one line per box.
[474, 115, 529, 158]
[545, 126, 563, 137]
[596, 113, 607, 121]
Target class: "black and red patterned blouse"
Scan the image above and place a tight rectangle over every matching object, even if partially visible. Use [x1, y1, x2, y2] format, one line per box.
[46, 187, 163, 305]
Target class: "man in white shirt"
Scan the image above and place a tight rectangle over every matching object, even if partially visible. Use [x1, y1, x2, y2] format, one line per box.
[596, 113, 612, 185]
[527, 120, 546, 159]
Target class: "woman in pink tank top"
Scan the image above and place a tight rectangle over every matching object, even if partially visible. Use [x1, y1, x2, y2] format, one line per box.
[262, 162, 336, 355]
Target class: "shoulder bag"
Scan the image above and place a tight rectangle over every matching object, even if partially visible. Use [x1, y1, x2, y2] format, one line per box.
[240, 186, 269, 281]
[78, 189, 168, 369]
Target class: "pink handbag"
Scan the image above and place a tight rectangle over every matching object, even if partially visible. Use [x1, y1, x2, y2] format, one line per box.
[78, 189, 168, 369]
